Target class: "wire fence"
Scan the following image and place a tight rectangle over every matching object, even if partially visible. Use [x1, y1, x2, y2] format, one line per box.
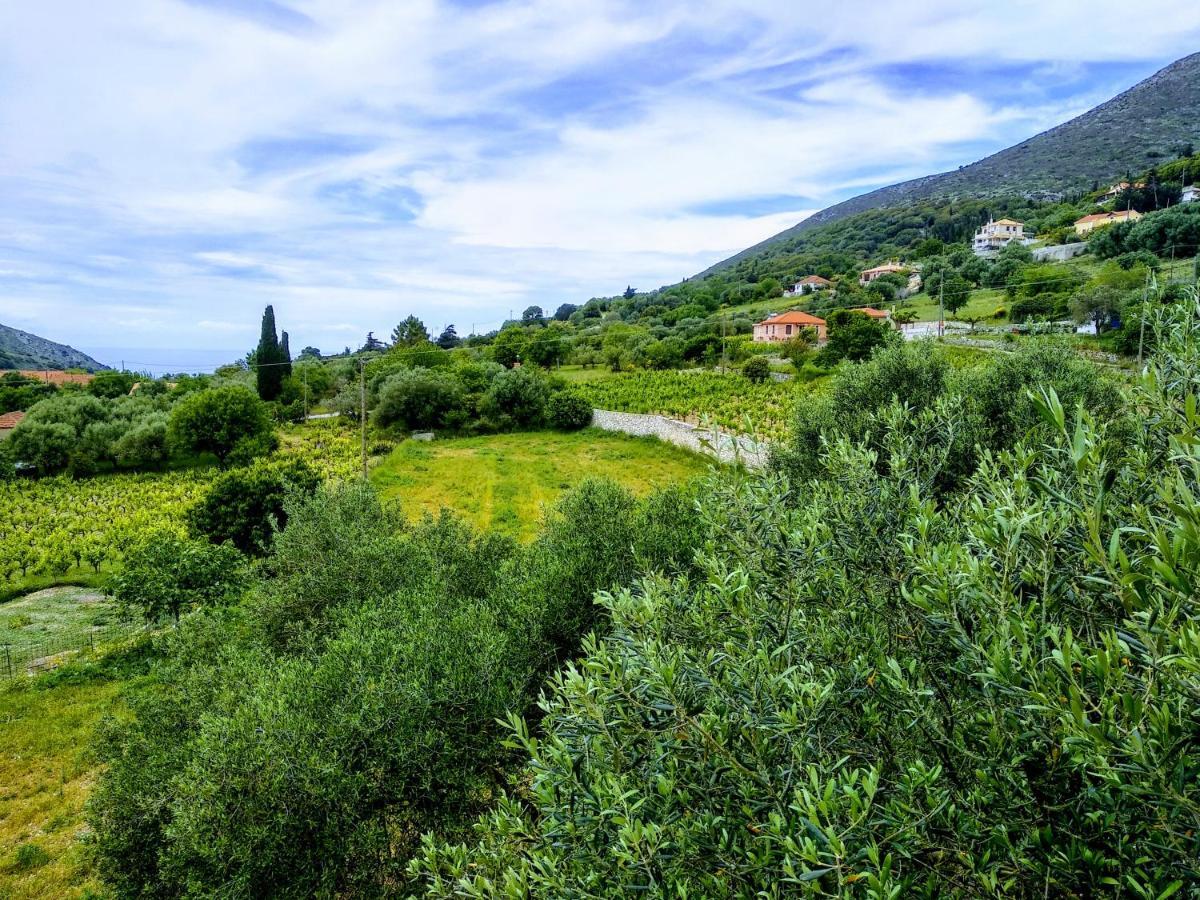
[0, 618, 147, 683]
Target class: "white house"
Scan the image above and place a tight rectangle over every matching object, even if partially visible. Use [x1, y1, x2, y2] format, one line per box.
[972, 219, 1028, 257]
[785, 275, 833, 295]
[1182, 184, 1199, 204]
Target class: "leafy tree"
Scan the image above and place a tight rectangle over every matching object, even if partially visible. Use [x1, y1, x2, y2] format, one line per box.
[255, 305, 285, 401]
[816, 309, 898, 366]
[391, 315, 430, 347]
[553, 303, 578, 321]
[489, 326, 528, 368]
[108, 532, 246, 623]
[299, 346, 321, 359]
[435, 324, 461, 349]
[521, 306, 545, 326]
[941, 272, 973, 315]
[1070, 285, 1126, 331]
[523, 321, 568, 368]
[361, 332, 387, 352]
[6, 420, 76, 474]
[546, 391, 592, 430]
[742, 356, 770, 383]
[87, 371, 136, 399]
[373, 368, 463, 431]
[186, 457, 321, 555]
[167, 385, 274, 467]
[482, 368, 549, 427]
[622, 285, 637, 300]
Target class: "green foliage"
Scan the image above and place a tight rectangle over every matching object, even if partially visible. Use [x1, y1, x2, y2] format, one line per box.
[741, 355, 770, 383]
[86, 370, 136, 399]
[108, 531, 246, 623]
[391, 314, 430, 347]
[412, 299, 1200, 896]
[482, 368, 550, 427]
[167, 385, 274, 466]
[815, 308, 899, 366]
[373, 367, 463, 431]
[546, 390, 593, 430]
[186, 456, 321, 555]
[254, 305, 285, 401]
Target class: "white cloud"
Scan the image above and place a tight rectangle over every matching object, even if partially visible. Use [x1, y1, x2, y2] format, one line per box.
[1, 1, 1198, 355]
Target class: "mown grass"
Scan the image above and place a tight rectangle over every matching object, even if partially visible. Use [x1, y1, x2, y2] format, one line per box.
[371, 429, 710, 541]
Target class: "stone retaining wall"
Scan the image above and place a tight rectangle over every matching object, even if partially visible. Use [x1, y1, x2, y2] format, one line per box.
[591, 409, 768, 469]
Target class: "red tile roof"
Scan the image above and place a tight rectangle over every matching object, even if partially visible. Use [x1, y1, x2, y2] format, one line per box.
[760, 311, 826, 326]
[856, 307, 891, 318]
[0, 411, 26, 429]
[796, 275, 832, 285]
[1075, 210, 1140, 225]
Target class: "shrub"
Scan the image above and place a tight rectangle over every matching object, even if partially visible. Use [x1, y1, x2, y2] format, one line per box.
[186, 457, 321, 555]
[373, 368, 464, 431]
[108, 531, 247, 623]
[167, 385, 274, 467]
[741, 356, 770, 383]
[482, 368, 549, 427]
[546, 391, 593, 430]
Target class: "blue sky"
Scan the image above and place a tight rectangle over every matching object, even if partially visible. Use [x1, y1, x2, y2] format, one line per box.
[2, 1, 1199, 364]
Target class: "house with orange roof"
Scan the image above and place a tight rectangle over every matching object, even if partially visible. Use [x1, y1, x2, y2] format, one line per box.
[752, 310, 826, 343]
[1098, 181, 1145, 203]
[858, 262, 906, 286]
[0, 410, 25, 439]
[784, 275, 833, 296]
[1074, 209, 1142, 236]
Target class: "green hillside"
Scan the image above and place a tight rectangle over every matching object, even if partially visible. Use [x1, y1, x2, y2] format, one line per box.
[701, 52, 1200, 277]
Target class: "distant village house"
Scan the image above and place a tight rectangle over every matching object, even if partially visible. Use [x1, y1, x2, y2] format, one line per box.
[0, 410, 25, 439]
[1182, 184, 1199, 204]
[971, 218, 1029, 257]
[1074, 209, 1143, 236]
[1097, 181, 1145, 203]
[752, 311, 827, 343]
[858, 262, 906, 286]
[784, 275, 832, 296]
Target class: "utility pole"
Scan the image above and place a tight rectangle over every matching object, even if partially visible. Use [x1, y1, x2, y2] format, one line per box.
[1136, 271, 1150, 369]
[359, 358, 367, 478]
[938, 278, 945, 339]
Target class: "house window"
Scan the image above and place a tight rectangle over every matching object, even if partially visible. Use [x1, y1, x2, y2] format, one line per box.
[786, 324, 792, 335]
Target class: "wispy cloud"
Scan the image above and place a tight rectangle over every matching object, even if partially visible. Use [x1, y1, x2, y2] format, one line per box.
[1, 0, 1199, 357]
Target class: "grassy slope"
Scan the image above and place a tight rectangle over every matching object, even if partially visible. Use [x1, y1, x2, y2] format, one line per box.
[0, 677, 127, 899]
[371, 429, 710, 541]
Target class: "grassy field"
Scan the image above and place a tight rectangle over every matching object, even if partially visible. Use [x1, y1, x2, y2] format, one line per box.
[0, 676, 126, 899]
[371, 429, 710, 541]
[0, 589, 141, 682]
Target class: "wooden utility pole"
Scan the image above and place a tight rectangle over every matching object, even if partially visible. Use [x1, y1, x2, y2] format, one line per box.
[359, 358, 367, 478]
[1136, 271, 1150, 369]
[938, 278, 945, 339]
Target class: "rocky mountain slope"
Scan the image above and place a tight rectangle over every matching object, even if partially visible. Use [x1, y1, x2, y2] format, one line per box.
[0, 323, 108, 371]
[701, 52, 1200, 276]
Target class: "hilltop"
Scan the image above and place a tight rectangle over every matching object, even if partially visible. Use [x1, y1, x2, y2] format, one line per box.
[701, 51, 1200, 277]
[0, 322, 108, 372]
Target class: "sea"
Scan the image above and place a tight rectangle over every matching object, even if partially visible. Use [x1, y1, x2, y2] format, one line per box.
[78, 347, 244, 376]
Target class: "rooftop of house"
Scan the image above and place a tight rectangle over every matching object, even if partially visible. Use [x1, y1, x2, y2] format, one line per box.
[0, 410, 26, 429]
[856, 307, 891, 318]
[796, 275, 832, 284]
[1076, 210, 1141, 224]
[861, 263, 906, 274]
[759, 311, 826, 326]
[990, 218, 1023, 226]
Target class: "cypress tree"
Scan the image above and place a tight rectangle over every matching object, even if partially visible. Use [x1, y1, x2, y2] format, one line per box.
[255, 305, 283, 401]
[280, 331, 292, 377]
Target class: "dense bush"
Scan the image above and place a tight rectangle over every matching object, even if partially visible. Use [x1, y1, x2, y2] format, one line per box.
[186, 456, 321, 555]
[373, 367, 463, 431]
[741, 355, 770, 383]
[482, 367, 550, 427]
[412, 299, 1200, 896]
[108, 531, 247, 623]
[546, 390, 593, 430]
[167, 385, 275, 467]
[90, 473, 704, 896]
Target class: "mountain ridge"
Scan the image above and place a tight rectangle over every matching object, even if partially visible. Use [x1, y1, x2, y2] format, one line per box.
[698, 52, 1200, 277]
[0, 322, 109, 372]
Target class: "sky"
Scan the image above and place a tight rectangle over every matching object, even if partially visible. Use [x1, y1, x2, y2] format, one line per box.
[2, 1, 1200, 368]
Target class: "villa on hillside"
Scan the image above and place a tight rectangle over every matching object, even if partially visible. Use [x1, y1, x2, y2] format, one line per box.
[1098, 181, 1145, 203]
[858, 262, 906, 286]
[971, 218, 1030, 257]
[1183, 184, 1199, 204]
[1074, 209, 1143, 236]
[752, 310, 826, 343]
[0, 410, 25, 439]
[785, 275, 832, 295]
